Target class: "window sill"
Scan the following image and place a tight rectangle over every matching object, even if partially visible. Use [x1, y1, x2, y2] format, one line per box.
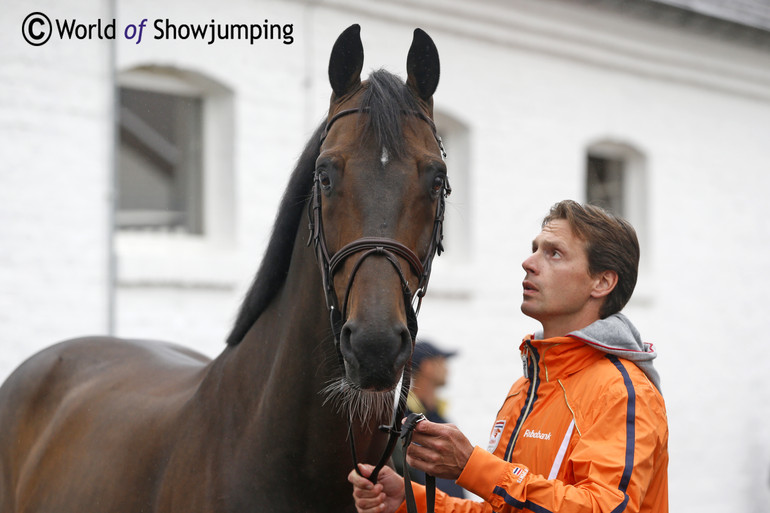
[115, 231, 243, 290]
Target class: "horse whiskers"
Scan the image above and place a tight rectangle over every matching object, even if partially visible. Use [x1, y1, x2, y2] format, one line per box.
[320, 378, 396, 430]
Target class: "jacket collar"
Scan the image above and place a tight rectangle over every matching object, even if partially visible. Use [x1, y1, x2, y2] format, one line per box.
[520, 335, 605, 382]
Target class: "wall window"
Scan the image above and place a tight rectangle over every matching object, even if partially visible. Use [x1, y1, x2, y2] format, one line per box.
[586, 154, 625, 217]
[117, 87, 203, 233]
[114, 66, 236, 287]
[585, 140, 649, 270]
[435, 112, 472, 263]
[116, 66, 234, 245]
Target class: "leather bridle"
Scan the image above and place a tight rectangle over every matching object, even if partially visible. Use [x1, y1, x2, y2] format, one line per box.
[307, 106, 449, 491]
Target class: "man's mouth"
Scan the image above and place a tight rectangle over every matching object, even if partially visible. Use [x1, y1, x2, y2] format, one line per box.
[522, 280, 538, 294]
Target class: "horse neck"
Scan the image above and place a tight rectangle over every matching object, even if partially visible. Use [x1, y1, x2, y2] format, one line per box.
[197, 218, 390, 506]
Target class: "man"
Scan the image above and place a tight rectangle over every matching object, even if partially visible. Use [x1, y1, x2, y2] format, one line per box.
[392, 340, 465, 499]
[349, 200, 669, 513]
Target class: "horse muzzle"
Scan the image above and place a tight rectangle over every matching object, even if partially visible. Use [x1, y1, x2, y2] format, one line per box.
[339, 316, 412, 391]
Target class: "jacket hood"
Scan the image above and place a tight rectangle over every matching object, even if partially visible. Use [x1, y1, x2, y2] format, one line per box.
[535, 313, 661, 391]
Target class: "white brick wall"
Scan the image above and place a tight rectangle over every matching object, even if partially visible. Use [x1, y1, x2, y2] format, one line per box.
[2, 0, 770, 510]
[1, 0, 113, 374]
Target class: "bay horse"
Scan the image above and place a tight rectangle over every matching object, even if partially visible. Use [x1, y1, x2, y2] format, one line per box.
[0, 24, 448, 513]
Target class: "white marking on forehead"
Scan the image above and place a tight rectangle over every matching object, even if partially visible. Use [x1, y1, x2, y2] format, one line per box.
[380, 147, 389, 166]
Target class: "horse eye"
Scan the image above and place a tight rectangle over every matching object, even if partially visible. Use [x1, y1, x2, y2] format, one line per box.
[432, 175, 445, 194]
[317, 171, 332, 190]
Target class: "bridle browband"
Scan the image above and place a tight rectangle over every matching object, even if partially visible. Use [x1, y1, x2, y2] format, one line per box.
[318, 106, 446, 153]
[307, 106, 449, 495]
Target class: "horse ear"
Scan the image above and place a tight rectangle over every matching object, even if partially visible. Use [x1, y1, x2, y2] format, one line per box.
[328, 24, 364, 99]
[406, 28, 440, 102]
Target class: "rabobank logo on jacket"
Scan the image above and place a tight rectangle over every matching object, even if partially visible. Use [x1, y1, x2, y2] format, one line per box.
[522, 429, 551, 440]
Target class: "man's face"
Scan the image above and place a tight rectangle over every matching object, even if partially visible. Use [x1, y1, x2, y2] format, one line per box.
[521, 219, 598, 331]
[425, 356, 448, 388]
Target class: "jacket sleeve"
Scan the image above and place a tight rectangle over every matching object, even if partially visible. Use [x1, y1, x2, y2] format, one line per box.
[394, 483, 493, 513]
[452, 382, 666, 513]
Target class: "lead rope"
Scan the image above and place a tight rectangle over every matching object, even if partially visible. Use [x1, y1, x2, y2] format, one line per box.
[401, 413, 436, 513]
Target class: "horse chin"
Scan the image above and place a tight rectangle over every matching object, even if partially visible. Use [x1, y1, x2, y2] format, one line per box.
[320, 376, 398, 428]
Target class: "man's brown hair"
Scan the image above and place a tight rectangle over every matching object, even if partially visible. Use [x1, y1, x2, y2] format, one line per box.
[542, 200, 640, 318]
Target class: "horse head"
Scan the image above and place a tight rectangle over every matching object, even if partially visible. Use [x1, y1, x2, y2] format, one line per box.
[313, 24, 448, 407]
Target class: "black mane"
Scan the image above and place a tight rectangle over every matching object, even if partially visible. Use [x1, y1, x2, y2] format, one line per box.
[226, 69, 419, 345]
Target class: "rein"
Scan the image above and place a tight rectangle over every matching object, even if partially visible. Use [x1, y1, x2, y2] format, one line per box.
[400, 413, 436, 513]
[307, 107, 448, 505]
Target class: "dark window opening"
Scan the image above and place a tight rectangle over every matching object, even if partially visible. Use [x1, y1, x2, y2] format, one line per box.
[117, 87, 203, 233]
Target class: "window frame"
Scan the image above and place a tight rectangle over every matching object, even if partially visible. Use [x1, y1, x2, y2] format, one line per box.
[427, 110, 475, 298]
[585, 140, 652, 301]
[114, 66, 237, 287]
[117, 86, 204, 234]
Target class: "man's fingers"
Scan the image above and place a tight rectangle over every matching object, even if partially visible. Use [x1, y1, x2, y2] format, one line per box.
[410, 430, 446, 452]
[350, 463, 406, 513]
[349, 466, 387, 513]
[349, 464, 374, 484]
[413, 418, 441, 433]
[349, 466, 379, 494]
[352, 483, 383, 498]
[357, 463, 376, 479]
[406, 442, 438, 467]
[354, 493, 387, 510]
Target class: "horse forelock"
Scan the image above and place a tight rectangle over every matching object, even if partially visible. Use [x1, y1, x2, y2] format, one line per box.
[358, 69, 423, 161]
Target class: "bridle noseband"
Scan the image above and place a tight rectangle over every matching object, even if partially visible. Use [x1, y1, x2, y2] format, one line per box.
[307, 106, 449, 491]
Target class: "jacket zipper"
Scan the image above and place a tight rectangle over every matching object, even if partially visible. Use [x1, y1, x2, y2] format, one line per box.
[505, 341, 539, 461]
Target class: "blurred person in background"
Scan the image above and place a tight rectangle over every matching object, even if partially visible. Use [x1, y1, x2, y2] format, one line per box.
[392, 340, 465, 499]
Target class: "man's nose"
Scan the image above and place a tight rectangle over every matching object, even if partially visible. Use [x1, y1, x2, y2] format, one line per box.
[522, 253, 537, 273]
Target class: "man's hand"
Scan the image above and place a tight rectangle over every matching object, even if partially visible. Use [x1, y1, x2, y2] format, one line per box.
[348, 464, 405, 513]
[406, 420, 474, 480]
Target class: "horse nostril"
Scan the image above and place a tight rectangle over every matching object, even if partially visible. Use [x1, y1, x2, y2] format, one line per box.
[395, 325, 413, 373]
[339, 323, 354, 359]
[341, 320, 412, 391]
[338, 321, 359, 376]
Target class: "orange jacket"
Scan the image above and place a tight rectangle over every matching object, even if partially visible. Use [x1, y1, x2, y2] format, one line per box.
[398, 321, 668, 512]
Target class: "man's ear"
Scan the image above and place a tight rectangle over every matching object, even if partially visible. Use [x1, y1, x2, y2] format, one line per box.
[591, 270, 618, 299]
